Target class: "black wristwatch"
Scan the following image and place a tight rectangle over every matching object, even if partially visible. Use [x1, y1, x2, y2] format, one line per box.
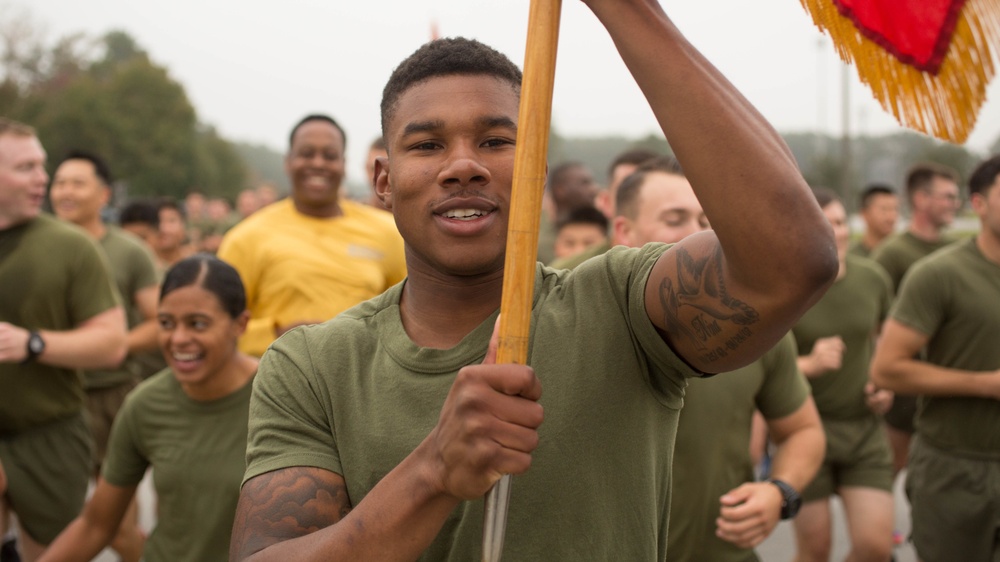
[22, 331, 45, 364]
[768, 478, 802, 520]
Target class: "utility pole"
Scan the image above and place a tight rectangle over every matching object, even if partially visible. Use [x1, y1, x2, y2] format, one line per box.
[840, 62, 853, 212]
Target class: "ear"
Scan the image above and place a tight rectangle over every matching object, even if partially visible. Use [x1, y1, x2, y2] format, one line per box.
[234, 310, 251, 337]
[612, 216, 631, 247]
[970, 192, 987, 216]
[283, 152, 293, 181]
[374, 156, 392, 211]
[100, 185, 112, 208]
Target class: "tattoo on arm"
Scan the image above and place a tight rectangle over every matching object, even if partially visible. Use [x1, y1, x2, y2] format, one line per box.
[231, 467, 352, 560]
[658, 246, 759, 363]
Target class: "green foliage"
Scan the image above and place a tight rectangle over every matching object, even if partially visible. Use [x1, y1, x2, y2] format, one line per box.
[0, 15, 249, 202]
[231, 141, 289, 193]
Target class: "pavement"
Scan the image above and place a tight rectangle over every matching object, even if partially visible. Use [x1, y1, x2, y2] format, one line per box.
[91, 469, 917, 561]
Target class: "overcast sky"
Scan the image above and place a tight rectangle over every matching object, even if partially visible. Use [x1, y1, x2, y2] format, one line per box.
[14, 0, 1000, 185]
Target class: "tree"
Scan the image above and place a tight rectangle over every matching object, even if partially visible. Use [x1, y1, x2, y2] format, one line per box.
[0, 11, 249, 201]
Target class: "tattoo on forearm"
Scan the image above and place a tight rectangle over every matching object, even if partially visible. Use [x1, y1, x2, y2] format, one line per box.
[231, 468, 352, 560]
[659, 246, 759, 362]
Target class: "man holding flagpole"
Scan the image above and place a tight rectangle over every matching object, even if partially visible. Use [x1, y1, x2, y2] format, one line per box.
[230, 0, 838, 559]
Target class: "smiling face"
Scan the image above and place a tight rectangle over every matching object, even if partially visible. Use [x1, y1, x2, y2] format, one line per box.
[377, 74, 519, 277]
[0, 133, 48, 229]
[286, 120, 346, 218]
[157, 284, 247, 396]
[615, 172, 709, 247]
[50, 159, 109, 228]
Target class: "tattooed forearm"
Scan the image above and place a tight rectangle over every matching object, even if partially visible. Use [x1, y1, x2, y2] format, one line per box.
[230, 467, 352, 561]
[659, 246, 759, 362]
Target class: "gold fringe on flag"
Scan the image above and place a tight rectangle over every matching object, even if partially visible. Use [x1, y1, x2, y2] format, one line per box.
[799, 0, 1000, 143]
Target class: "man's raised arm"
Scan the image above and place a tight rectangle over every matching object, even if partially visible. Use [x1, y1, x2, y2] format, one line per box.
[585, 0, 837, 372]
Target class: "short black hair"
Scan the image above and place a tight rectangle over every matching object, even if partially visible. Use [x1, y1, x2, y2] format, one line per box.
[858, 183, 897, 209]
[60, 150, 113, 186]
[614, 156, 685, 219]
[811, 186, 841, 209]
[118, 198, 160, 228]
[288, 114, 347, 151]
[381, 37, 522, 136]
[905, 162, 958, 202]
[161, 254, 247, 319]
[606, 148, 660, 181]
[547, 161, 588, 191]
[156, 197, 186, 221]
[969, 154, 1000, 197]
[557, 205, 609, 233]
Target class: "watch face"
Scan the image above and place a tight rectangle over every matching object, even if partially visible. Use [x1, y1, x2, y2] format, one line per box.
[29, 333, 44, 354]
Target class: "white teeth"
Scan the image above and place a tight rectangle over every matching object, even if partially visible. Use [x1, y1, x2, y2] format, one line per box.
[443, 208, 485, 219]
[172, 352, 201, 361]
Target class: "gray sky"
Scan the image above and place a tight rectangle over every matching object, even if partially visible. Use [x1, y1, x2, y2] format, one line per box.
[16, 0, 1000, 186]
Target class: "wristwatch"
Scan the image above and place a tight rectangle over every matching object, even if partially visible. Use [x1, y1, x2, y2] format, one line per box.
[768, 478, 802, 520]
[23, 331, 45, 364]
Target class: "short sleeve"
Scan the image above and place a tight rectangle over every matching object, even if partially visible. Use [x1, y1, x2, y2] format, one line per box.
[102, 396, 150, 487]
[891, 259, 945, 337]
[243, 330, 342, 485]
[755, 332, 810, 420]
[69, 235, 121, 323]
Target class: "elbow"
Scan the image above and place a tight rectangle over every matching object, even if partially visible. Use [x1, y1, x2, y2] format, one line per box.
[101, 334, 129, 370]
[802, 238, 839, 295]
[870, 358, 898, 392]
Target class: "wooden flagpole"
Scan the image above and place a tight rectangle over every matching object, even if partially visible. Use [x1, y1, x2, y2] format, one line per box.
[482, 0, 562, 560]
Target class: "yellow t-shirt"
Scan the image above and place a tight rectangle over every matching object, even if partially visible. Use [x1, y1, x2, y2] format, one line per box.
[218, 198, 406, 356]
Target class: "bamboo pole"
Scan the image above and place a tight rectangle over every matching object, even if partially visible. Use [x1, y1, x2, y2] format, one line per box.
[481, 0, 562, 560]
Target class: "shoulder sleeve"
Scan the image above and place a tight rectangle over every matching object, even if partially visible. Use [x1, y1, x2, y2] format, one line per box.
[69, 232, 122, 323]
[872, 243, 905, 291]
[597, 244, 702, 381]
[101, 391, 150, 486]
[755, 332, 810, 420]
[244, 329, 342, 485]
[128, 238, 160, 291]
[890, 257, 945, 337]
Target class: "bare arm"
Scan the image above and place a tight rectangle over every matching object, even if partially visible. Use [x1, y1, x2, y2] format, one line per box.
[871, 319, 1000, 398]
[0, 307, 127, 369]
[126, 285, 160, 354]
[39, 479, 136, 562]
[716, 397, 824, 548]
[584, 0, 837, 372]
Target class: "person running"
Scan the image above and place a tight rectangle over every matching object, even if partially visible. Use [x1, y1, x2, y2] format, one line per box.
[39, 255, 257, 562]
[872, 154, 1000, 562]
[229, 1, 838, 559]
[792, 187, 896, 562]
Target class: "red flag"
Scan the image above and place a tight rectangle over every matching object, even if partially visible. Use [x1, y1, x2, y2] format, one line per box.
[800, 0, 1000, 142]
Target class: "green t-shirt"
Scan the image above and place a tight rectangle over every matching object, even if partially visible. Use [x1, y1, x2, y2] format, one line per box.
[847, 239, 873, 259]
[793, 255, 892, 420]
[0, 215, 121, 433]
[84, 226, 160, 388]
[872, 231, 955, 291]
[246, 245, 699, 561]
[548, 240, 613, 270]
[669, 331, 808, 562]
[890, 237, 1000, 458]
[103, 369, 253, 562]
